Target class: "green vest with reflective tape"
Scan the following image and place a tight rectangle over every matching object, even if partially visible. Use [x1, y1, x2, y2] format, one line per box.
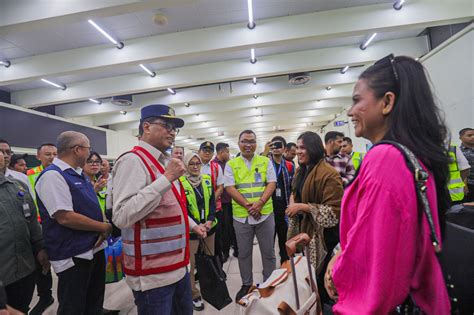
[97, 187, 106, 214]
[448, 145, 465, 202]
[180, 174, 217, 233]
[227, 155, 273, 218]
[27, 165, 43, 219]
[351, 151, 365, 171]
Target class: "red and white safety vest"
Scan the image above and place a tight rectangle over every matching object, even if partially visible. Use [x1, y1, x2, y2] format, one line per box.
[210, 160, 222, 211]
[121, 146, 190, 276]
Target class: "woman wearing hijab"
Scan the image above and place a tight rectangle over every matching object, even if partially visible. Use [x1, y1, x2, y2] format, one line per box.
[180, 152, 217, 312]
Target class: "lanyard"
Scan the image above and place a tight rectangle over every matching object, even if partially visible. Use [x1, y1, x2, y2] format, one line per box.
[273, 161, 283, 178]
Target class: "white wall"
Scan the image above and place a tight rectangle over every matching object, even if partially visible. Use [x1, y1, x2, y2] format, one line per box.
[321, 24, 473, 151]
[422, 26, 474, 145]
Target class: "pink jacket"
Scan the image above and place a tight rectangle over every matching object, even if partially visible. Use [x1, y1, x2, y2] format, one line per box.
[332, 144, 450, 315]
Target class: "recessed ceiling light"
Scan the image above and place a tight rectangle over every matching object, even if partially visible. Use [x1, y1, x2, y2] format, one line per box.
[393, 0, 405, 10]
[167, 88, 176, 95]
[340, 66, 349, 74]
[253, 94, 258, 99]
[252, 77, 257, 85]
[326, 86, 332, 91]
[88, 19, 124, 49]
[184, 102, 190, 107]
[41, 78, 67, 90]
[120, 110, 127, 115]
[359, 33, 377, 50]
[0, 60, 11, 68]
[139, 64, 156, 77]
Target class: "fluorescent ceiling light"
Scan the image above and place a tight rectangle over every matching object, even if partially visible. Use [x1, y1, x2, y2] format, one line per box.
[359, 33, 377, 50]
[0, 60, 11, 68]
[247, 0, 255, 29]
[41, 78, 67, 90]
[340, 66, 349, 74]
[167, 88, 176, 95]
[393, 0, 405, 10]
[252, 77, 257, 85]
[250, 48, 257, 64]
[89, 98, 102, 104]
[88, 19, 124, 49]
[139, 64, 156, 77]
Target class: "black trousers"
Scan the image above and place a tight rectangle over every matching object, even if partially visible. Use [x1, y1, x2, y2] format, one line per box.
[273, 202, 289, 263]
[57, 250, 105, 315]
[35, 261, 53, 299]
[221, 202, 238, 255]
[5, 271, 36, 313]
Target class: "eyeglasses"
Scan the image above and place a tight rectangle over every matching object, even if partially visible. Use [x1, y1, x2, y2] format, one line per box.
[374, 53, 399, 90]
[188, 162, 202, 168]
[0, 149, 13, 156]
[201, 149, 213, 154]
[149, 121, 180, 135]
[240, 140, 257, 145]
[86, 160, 101, 165]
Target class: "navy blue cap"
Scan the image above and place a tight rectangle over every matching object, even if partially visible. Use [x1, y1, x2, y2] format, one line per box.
[140, 104, 184, 128]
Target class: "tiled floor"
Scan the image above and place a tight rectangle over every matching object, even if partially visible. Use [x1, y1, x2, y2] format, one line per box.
[30, 240, 287, 314]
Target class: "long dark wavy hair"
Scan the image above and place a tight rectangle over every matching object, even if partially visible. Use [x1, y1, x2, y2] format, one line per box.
[293, 131, 325, 200]
[360, 55, 450, 234]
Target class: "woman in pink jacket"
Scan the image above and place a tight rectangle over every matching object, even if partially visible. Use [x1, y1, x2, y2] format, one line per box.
[324, 55, 451, 314]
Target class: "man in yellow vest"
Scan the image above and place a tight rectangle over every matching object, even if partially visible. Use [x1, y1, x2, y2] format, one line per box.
[224, 129, 277, 303]
[341, 137, 365, 171]
[27, 143, 57, 315]
[447, 144, 470, 204]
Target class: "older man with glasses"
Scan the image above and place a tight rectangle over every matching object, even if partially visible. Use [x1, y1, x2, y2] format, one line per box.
[35, 131, 112, 315]
[224, 129, 277, 303]
[111, 104, 207, 315]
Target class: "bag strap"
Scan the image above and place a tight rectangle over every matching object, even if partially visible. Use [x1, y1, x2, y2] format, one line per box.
[375, 141, 441, 254]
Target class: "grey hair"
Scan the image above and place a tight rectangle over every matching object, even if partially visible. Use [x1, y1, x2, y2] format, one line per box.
[56, 131, 87, 154]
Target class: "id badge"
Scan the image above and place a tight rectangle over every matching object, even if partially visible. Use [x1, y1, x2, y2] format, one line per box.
[275, 188, 282, 198]
[254, 172, 262, 182]
[23, 203, 31, 218]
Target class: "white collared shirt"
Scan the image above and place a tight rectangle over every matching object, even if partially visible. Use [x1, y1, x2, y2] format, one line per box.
[36, 158, 106, 274]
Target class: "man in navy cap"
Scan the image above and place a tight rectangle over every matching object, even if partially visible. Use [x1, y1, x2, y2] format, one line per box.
[111, 104, 207, 315]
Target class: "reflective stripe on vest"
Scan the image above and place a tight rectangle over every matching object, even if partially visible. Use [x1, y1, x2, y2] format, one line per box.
[180, 175, 217, 232]
[123, 238, 187, 256]
[448, 146, 465, 202]
[228, 155, 273, 218]
[120, 146, 190, 276]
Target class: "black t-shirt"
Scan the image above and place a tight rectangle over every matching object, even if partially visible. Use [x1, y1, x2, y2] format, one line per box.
[272, 161, 288, 209]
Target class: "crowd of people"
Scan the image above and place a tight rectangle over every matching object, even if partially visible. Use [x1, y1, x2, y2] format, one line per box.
[0, 55, 473, 315]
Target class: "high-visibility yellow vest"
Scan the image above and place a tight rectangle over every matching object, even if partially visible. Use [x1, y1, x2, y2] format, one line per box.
[227, 155, 273, 218]
[27, 165, 43, 198]
[448, 145, 465, 202]
[351, 151, 365, 171]
[180, 174, 217, 233]
[97, 186, 107, 214]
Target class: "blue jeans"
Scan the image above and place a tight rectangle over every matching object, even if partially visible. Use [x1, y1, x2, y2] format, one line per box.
[132, 271, 192, 315]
